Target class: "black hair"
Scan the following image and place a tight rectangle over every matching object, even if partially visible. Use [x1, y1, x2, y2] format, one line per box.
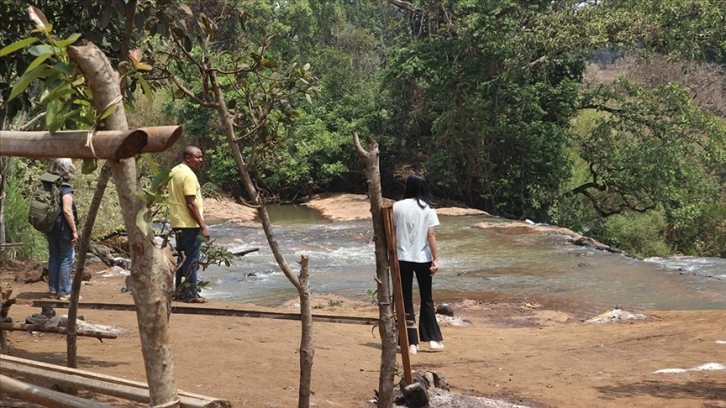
[403, 173, 435, 209]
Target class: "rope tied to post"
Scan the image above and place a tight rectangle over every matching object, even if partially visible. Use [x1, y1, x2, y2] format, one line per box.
[87, 95, 123, 157]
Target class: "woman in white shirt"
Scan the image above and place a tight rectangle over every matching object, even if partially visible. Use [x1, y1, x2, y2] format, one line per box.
[393, 174, 444, 354]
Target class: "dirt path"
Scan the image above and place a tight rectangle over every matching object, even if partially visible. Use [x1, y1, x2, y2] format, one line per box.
[1, 194, 724, 407]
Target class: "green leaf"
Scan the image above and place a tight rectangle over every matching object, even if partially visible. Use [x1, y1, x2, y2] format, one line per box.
[40, 82, 75, 104]
[28, 44, 54, 57]
[98, 104, 117, 120]
[137, 76, 154, 106]
[0, 37, 39, 57]
[52, 62, 74, 76]
[151, 170, 172, 194]
[24, 53, 52, 74]
[8, 66, 50, 102]
[45, 99, 62, 129]
[135, 62, 153, 71]
[52, 33, 81, 49]
[48, 108, 79, 132]
[81, 158, 98, 174]
[72, 98, 91, 106]
[135, 191, 149, 205]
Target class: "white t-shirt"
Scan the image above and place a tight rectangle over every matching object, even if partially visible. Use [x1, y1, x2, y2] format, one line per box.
[393, 198, 440, 263]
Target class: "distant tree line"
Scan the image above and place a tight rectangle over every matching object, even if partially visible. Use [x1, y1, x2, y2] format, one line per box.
[2, 0, 724, 258]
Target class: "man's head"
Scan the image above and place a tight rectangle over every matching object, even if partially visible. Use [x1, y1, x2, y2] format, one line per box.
[182, 146, 203, 170]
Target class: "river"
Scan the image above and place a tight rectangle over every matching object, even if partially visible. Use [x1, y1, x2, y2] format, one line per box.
[201, 205, 726, 315]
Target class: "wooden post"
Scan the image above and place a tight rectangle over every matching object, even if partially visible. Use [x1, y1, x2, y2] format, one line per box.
[1, 289, 15, 353]
[382, 204, 413, 385]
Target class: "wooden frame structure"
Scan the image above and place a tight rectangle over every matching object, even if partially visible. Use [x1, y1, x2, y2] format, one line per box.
[0, 354, 230, 407]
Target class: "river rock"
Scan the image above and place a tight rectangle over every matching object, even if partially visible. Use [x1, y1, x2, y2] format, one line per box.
[436, 303, 454, 317]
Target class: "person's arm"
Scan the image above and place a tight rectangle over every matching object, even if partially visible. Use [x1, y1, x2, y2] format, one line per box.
[61, 193, 78, 244]
[427, 226, 438, 275]
[184, 195, 210, 239]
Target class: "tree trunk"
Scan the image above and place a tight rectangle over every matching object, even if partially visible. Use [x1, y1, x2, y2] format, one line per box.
[353, 133, 397, 408]
[67, 43, 180, 407]
[67, 162, 113, 367]
[206, 68, 314, 407]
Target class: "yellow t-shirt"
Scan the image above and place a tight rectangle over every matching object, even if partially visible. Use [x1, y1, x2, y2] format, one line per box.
[168, 163, 204, 228]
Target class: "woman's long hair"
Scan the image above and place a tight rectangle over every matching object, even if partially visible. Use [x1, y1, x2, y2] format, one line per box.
[403, 174, 435, 209]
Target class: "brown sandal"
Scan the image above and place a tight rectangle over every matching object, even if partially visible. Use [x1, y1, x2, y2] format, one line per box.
[184, 297, 206, 304]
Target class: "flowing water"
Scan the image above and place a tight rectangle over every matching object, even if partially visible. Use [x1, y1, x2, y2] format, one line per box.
[201, 205, 726, 314]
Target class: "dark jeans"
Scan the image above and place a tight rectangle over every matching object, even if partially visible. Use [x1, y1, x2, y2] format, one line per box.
[400, 260, 443, 345]
[175, 228, 202, 300]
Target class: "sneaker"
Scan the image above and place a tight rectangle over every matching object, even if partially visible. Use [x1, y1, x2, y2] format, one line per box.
[429, 341, 444, 351]
[408, 344, 418, 355]
[47, 292, 57, 299]
[58, 295, 81, 301]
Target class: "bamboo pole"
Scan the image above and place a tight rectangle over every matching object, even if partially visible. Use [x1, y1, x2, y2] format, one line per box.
[0, 126, 182, 159]
[1, 355, 231, 408]
[0, 374, 113, 408]
[0, 129, 146, 159]
[382, 204, 413, 385]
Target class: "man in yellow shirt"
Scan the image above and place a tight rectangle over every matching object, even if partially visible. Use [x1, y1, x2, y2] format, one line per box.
[168, 145, 210, 303]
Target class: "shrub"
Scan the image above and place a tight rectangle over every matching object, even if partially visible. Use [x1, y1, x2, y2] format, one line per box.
[1, 160, 48, 262]
[599, 211, 671, 258]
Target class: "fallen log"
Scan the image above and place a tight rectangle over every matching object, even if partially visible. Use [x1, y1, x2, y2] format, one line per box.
[0, 355, 230, 408]
[0, 322, 117, 340]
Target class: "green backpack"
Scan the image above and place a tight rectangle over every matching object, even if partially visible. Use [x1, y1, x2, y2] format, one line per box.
[28, 172, 63, 234]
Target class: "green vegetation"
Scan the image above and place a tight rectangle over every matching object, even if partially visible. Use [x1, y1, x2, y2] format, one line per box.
[1, 159, 48, 261]
[2, 0, 724, 259]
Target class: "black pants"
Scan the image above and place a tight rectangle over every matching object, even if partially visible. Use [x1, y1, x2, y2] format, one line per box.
[400, 260, 443, 345]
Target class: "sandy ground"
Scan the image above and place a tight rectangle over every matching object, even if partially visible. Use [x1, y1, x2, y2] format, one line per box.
[1, 194, 725, 408]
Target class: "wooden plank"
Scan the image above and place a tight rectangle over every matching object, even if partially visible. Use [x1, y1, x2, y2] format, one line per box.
[0, 355, 230, 408]
[31, 301, 379, 326]
[382, 204, 413, 385]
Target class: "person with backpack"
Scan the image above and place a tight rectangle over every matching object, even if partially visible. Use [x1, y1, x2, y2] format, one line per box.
[45, 158, 78, 300]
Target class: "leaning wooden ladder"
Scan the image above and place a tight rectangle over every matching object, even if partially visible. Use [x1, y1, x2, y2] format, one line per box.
[382, 204, 413, 385]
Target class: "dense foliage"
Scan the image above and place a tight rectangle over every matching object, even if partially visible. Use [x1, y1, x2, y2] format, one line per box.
[2, 0, 725, 258]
